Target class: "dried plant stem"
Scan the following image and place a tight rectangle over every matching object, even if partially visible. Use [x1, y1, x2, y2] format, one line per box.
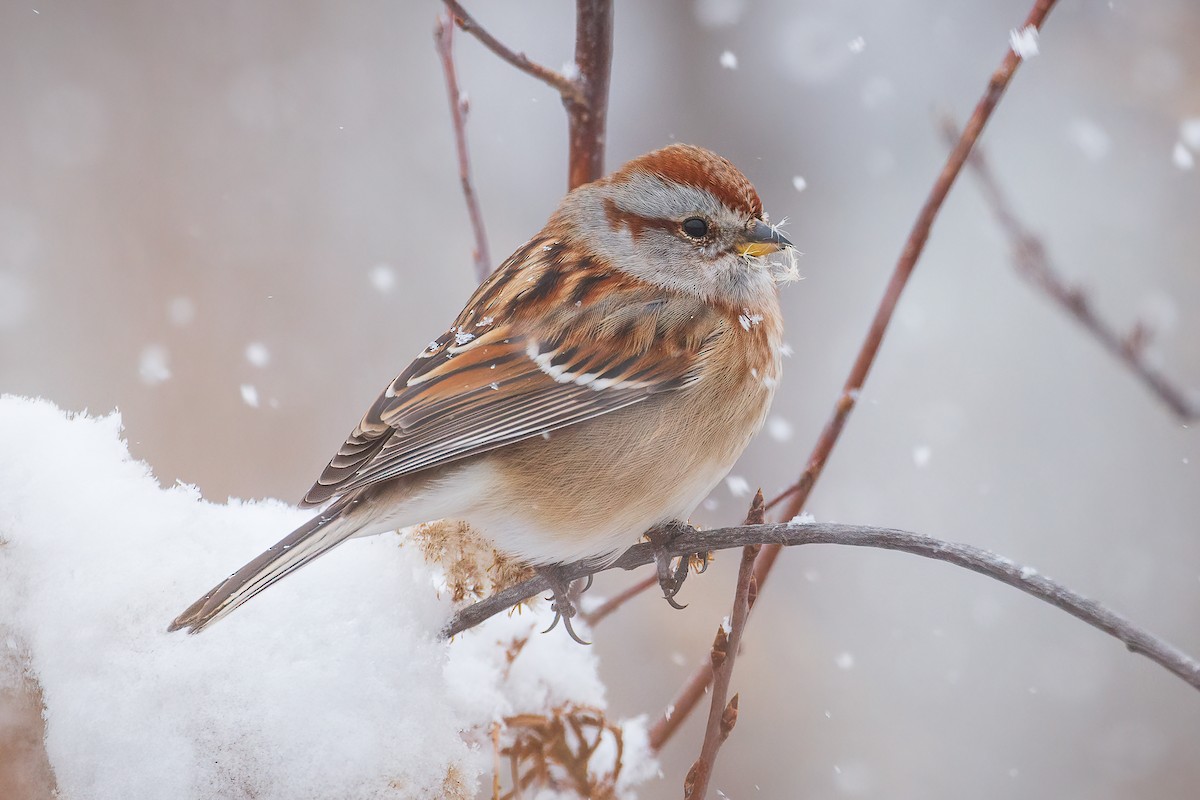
[434, 15, 492, 282]
[440, 1, 584, 104]
[684, 492, 764, 799]
[443, 522, 1200, 700]
[943, 118, 1198, 421]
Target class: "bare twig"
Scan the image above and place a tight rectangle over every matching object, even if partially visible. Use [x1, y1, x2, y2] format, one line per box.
[564, 0, 614, 189]
[434, 15, 492, 282]
[942, 118, 1198, 421]
[444, 521, 1200, 699]
[440, 0, 585, 104]
[766, 0, 1060, 524]
[652, 0, 1061, 749]
[579, 573, 656, 627]
[684, 492, 764, 799]
[441, 0, 612, 190]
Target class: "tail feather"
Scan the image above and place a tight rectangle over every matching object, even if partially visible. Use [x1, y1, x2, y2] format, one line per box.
[169, 496, 363, 633]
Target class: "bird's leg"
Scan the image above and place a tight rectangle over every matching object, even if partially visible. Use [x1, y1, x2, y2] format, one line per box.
[536, 565, 591, 645]
[646, 520, 702, 609]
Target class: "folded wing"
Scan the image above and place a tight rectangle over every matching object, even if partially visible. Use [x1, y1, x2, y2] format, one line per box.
[302, 273, 725, 507]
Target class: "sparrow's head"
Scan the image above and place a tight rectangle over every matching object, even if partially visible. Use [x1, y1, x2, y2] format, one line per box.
[557, 144, 798, 305]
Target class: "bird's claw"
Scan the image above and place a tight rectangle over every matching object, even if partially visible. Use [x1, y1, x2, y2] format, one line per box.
[647, 521, 705, 608]
[536, 566, 591, 645]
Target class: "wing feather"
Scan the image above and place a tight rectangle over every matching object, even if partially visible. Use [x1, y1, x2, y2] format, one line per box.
[301, 245, 726, 507]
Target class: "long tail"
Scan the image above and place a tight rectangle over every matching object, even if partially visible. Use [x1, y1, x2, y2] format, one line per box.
[169, 495, 365, 633]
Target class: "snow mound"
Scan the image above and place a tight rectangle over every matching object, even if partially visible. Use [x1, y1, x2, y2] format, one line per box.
[0, 396, 653, 799]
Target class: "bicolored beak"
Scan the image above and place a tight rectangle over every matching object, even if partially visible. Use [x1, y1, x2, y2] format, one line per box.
[739, 219, 795, 258]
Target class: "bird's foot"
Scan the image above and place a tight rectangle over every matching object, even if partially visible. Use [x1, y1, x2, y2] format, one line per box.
[646, 521, 707, 609]
[536, 565, 592, 645]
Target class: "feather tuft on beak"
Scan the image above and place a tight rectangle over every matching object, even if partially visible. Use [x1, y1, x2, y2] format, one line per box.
[739, 218, 801, 283]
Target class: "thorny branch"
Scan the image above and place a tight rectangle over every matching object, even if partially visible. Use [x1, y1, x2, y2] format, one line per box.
[942, 118, 1199, 422]
[683, 492, 764, 799]
[434, 15, 492, 282]
[443, 521, 1200, 696]
[649, 0, 1063, 753]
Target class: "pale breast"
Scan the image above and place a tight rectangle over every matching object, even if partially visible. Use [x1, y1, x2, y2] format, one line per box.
[469, 293, 784, 565]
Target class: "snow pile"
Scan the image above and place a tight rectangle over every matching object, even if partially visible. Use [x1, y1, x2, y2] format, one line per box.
[0, 396, 654, 799]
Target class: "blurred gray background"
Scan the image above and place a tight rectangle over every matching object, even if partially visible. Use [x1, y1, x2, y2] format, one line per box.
[2, 0, 1198, 797]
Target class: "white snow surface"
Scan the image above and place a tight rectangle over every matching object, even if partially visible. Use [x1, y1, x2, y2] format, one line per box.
[0, 396, 652, 799]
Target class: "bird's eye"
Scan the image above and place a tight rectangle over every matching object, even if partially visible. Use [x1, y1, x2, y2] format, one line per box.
[681, 217, 709, 239]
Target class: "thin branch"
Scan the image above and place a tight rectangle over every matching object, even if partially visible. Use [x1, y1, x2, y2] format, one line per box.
[443, 522, 1200, 701]
[942, 118, 1198, 422]
[653, 0, 1061, 751]
[440, 0, 585, 105]
[579, 573, 656, 626]
[765, 0, 1060, 526]
[434, 15, 492, 282]
[684, 492, 764, 799]
[565, 0, 614, 189]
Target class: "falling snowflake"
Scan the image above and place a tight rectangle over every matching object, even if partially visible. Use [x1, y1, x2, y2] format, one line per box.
[912, 445, 932, 468]
[767, 416, 793, 441]
[1066, 118, 1111, 161]
[138, 345, 171, 386]
[1009, 26, 1039, 58]
[1172, 141, 1194, 170]
[245, 342, 270, 368]
[719, 50, 738, 70]
[167, 297, 195, 327]
[369, 263, 397, 292]
[240, 384, 260, 408]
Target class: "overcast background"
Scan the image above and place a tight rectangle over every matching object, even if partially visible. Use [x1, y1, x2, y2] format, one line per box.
[2, 0, 1198, 797]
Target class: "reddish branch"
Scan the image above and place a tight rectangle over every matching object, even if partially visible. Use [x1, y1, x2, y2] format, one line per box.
[652, 0, 1063, 751]
[434, 15, 492, 282]
[943, 119, 1198, 421]
[564, 0, 614, 190]
[580, 573, 656, 626]
[440, 0, 584, 104]
[684, 491, 764, 799]
[440, 0, 613, 190]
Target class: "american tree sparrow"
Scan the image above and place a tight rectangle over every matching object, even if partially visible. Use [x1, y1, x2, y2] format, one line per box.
[171, 144, 796, 638]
